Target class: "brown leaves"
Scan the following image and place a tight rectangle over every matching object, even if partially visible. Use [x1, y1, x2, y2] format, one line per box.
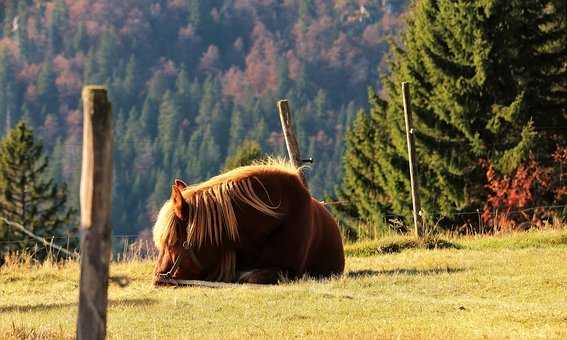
[482, 146, 566, 231]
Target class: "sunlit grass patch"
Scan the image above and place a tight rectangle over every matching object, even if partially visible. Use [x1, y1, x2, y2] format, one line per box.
[345, 228, 567, 256]
[457, 228, 567, 250]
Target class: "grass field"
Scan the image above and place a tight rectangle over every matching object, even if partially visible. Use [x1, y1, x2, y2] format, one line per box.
[1, 229, 567, 339]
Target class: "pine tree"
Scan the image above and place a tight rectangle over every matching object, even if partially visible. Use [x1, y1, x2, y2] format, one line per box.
[187, 0, 209, 33]
[227, 108, 245, 155]
[157, 91, 181, 160]
[36, 58, 59, 115]
[122, 55, 139, 104]
[0, 122, 75, 259]
[96, 28, 118, 82]
[223, 140, 263, 172]
[175, 66, 192, 111]
[47, 0, 68, 53]
[337, 0, 567, 230]
[0, 48, 17, 134]
[15, 1, 29, 57]
[73, 21, 89, 53]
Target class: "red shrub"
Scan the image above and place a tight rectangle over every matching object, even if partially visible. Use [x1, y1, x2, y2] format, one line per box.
[482, 146, 566, 231]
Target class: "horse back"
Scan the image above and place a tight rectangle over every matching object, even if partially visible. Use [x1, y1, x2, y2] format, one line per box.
[232, 169, 344, 278]
[304, 199, 345, 276]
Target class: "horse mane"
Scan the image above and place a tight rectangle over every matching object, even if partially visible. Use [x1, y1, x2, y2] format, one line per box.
[153, 158, 302, 252]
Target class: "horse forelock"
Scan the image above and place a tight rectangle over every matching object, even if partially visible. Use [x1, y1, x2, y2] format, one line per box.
[153, 200, 177, 251]
[153, 160, 294, 252]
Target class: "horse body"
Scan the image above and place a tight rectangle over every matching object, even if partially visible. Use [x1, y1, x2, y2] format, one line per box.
[153, 160, 344, 285]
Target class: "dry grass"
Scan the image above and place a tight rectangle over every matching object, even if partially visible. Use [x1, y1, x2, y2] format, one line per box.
[1, 229, 566, 339]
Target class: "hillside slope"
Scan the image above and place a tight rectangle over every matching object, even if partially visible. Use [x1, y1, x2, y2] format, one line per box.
[0, 0, 408, 234]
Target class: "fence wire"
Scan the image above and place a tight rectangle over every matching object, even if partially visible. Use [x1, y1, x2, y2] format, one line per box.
[0, 217, 158, 261]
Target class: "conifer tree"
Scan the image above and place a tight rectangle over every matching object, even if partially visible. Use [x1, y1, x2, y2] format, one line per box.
[73, 21, 89, 53]
[36, 58, 59, 115]
[122, 55, 139, 105]
[0, 48, 17, 134]
[0, 122, 75, 258]
[227, 109, 245, 155]
[175, 66, 192, 110]
[223, 140, 263, 171]
[15, 1, 29, 57]
[157, 91, 181, 159]
[337, 0, 567, 229]
[96, 28, 118, 82]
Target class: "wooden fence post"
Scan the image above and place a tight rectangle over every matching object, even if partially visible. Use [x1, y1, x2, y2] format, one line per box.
[277, 99, 308, 187]
[401, 82, 423, 238]
[76, 86, 113, 340]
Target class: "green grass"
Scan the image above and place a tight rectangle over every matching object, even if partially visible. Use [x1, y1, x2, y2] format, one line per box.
[1, 229, 567, 339]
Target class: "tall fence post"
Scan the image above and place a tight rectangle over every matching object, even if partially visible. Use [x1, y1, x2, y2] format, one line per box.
[402, 82, 423, 238]
[76, 86, 113, 340]
[277, 99, 308, 187]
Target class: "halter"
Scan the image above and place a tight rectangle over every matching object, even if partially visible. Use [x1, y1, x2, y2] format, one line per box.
[156, 240, 202, 286]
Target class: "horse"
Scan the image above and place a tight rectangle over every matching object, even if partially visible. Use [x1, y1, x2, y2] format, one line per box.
[152, 159, 345, 285]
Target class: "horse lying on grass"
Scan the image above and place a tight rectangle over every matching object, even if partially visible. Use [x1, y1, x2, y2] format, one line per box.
[152, 159, 345, 285]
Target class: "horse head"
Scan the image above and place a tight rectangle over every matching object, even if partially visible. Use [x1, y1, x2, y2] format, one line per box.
[153, 179, 216, 285]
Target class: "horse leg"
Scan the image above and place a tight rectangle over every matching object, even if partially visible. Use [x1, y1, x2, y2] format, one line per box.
[237, 268, 287, 284]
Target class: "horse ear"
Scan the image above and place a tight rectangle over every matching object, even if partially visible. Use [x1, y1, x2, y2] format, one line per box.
[171, 185, 188, 220]
[174, 179, 187, 189]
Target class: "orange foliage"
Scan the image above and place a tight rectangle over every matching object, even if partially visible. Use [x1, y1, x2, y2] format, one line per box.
[199, 45, 220, 73]
[222, 66, 247, 101]
[286, 51, 301, 80]
[244, 23, 279, 96]
[18, 64, 41, 83]
[552, 146, 567, 201]
[482, 147, 566, 231]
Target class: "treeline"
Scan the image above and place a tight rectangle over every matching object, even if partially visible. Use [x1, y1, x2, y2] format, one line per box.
[0, 0, 407, 234]
[337, 0, 567, 238]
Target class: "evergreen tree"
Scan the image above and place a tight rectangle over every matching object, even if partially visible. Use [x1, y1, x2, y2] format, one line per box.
[96, 28, 118, 82]
[227, 108, 244, 155]
[0, 48, 17, 134]
[175, 66, 192, 111]
[223, 140, 263, 171]
[15, 1, 29, 57]
[157, 91, 181, 159]
[0, 122, 75, 259]
[337, 0, 567, 230]
[122, 55, 140, 106]
[187, 0, 206, 32]
[47, 0, 68, 54]
[73, 21, 89, 53]
[36, 58, 59, 115]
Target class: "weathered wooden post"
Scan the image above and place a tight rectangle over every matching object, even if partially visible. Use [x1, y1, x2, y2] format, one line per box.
[77, 86, 113, 340]
[277, 99, 308, 187]
[401, 82, 423, 238]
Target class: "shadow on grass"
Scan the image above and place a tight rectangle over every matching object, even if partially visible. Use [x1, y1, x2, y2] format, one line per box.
[346, 237, 461, 257]
[0, 298, 156, 313]
[347, 267, 465, 278]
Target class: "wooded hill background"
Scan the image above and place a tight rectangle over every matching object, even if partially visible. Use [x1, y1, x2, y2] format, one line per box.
[0, 0, 408, 235]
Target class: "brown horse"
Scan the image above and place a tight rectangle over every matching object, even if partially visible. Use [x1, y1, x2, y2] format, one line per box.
[152, 159, 344, 285]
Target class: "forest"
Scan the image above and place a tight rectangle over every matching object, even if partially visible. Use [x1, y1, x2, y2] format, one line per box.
[0, 0, 408, 235]
[0, 0, 565, 243]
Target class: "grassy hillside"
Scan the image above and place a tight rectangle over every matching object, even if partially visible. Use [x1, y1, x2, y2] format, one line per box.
[1, 229, 566, 339]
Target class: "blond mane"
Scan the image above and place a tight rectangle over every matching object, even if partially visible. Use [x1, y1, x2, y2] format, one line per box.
[153, 158, 301, 252]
